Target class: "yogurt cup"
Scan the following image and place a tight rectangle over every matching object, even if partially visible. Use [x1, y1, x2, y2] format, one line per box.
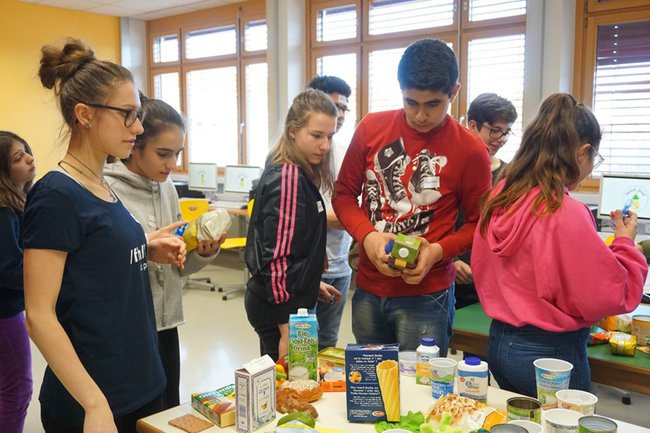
[544, 408, 582, 433]
[398, 351, 417, 376]
[556, 389, 598, 415]
[534, 358, 573, 409]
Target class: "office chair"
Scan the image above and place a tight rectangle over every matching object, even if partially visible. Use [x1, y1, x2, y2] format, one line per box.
[218, 199, 254, 300]
[179, 198, 216, 292]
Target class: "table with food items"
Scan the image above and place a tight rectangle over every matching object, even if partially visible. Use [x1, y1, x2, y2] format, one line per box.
[450, 303, 650, 396]
[136, 345, 650, 433]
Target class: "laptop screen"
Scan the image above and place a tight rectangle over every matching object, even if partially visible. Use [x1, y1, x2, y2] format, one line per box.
[598, 174, 650, 221]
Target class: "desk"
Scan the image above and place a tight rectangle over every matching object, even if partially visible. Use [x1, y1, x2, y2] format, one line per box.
[136, 380, 649, 433]
[450, 303, 650, 395]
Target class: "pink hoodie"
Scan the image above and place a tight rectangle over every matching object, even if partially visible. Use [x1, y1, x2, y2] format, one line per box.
[471, 182, 647, 332]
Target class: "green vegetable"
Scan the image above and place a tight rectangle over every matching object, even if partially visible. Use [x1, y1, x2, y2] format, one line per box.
[276, 411, 315, 428]
[374, 411, 425, 433]
[420, 423, 434, 433]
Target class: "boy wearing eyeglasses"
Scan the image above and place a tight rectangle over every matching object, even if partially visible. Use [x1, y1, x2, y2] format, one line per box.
[454, 93, 518, 308]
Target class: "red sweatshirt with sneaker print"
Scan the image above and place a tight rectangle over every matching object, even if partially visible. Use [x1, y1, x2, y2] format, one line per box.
[333, 110, 491, 297]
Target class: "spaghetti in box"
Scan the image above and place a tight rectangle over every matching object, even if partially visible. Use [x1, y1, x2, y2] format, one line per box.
[235, 354, 276, 433]
[318, 347, 346, 392]
[345, 343, 400, 422]
[191, 384, 236, 427]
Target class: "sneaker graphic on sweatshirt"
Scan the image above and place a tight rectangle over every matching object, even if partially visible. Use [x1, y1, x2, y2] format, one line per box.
[365, 170, 383, 227]
[408, 150, 447, 206]
[382, 208, 433, 236]
[374, 138, 411, 213]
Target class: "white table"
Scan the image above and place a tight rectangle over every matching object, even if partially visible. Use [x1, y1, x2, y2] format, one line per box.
[136, 379, 650, 432]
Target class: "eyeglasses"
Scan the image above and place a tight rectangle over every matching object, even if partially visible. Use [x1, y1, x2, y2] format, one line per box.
[335, 103, 350, 113]
[482, 124, 512, 140]
[590, 146, 605, 170]
[84, 103, 146, 127]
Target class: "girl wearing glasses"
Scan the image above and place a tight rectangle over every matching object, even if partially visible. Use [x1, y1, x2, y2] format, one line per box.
[471, 93, 647, 397]
[0, 131, 36, 433]
[104, 95, 226, 409]
[244, 89, 340, 362]
[24, 38, 186, 433]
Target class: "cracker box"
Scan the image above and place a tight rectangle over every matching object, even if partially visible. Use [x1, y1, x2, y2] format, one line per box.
[191, 384, 236, 427]
[345, 343, 400, 422]
[318, 347, 346, 392]
[235, 354, 276, 433]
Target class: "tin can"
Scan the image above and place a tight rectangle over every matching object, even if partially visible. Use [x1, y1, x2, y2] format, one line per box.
[632, 315, 650, 346]
[506, 396, 542, 424]
[491, 424, 527, 433]
[578, 415, 617, 432]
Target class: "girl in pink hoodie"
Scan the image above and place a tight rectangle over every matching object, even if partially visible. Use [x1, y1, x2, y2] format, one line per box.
[471, 93, 647, 397]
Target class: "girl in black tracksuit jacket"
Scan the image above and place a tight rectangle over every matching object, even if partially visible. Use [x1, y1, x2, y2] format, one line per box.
[245, 89, 339, 361]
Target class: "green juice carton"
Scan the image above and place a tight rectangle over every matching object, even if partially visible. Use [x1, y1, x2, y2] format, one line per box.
[388, 234, 421, 270]
[288, 308, 318, 381]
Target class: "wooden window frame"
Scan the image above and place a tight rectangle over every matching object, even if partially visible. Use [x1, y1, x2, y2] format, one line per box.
[573, 0, 650, 192]
[147, 0, 266, 174]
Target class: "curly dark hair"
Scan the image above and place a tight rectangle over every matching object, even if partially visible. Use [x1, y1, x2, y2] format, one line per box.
[307, 76, 351, 98]
[397, 38, 458, 96]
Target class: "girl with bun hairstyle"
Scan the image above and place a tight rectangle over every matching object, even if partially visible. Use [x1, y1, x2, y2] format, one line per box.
[24, 38, 186, 433]
[471, 93, 647, 397]
[104, 95, 226, 409]
[0, 131, 36, 433]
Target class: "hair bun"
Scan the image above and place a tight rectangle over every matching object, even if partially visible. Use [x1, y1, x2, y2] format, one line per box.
[39, 38, 96, 90]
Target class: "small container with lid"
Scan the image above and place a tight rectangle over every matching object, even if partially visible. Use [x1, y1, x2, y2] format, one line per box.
[458, 356, 488, 402]
[415, 336, 439, 385]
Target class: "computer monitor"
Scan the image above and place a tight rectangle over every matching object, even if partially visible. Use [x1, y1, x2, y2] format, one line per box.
[598, 173, 650, 221]
[224, 165, 262, 194]
[188, 162, 218, 191]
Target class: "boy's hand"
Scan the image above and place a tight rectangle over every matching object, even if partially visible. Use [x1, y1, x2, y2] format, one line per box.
[453, 260, 473, 284]
[362, 231, 400, 277]
[196, 231, 227, 257]
[401, 239, 442, 285]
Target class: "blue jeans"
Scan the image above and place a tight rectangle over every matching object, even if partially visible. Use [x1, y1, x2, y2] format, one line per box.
[351, 286, 455, 354]
[311, 275, 351, 350]
[487, 320, 591, 397]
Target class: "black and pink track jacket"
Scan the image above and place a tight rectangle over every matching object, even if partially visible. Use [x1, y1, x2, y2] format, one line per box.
[245, 163, 327, 324]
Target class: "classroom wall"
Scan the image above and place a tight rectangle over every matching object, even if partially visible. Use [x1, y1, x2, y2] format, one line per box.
[0, 0, 121, 175]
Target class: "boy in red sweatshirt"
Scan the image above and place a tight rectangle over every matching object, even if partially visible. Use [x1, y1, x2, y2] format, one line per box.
[332, 38, 491, 353]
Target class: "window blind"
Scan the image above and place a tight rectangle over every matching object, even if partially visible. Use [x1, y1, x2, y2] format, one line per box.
[593, 20, 650, 175]
[245, 63, 269, 168]
[316, 4, 357, 42]
[153, 34, 178, 63]
[469, 0, 526, 22]
[153, 72, 181, 115]
[368, 47, 407, 113]
[185, 26, 236, 59]
[467, 33, 526, 163]
[317, 53, 358, 147]
[186, 67, 239, 165]
[368, 0, 454, 35]
[245, 20, 267, 51]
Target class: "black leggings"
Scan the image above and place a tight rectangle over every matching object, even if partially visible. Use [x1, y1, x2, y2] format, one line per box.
[245, 289, 281, 362]
[158, 327, 181, 409]
[41, 393, 164, 433]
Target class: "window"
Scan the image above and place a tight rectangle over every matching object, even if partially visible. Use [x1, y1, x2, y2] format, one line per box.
[148, 0, 267, 172]
[308, 0, 526, 160]
[574, 1, 650, 187]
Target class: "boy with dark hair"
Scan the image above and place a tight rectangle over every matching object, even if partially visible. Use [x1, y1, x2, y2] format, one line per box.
[333, 38, 492, 353]
[454, 92, 518, 308]
[307, 75, 353, 349]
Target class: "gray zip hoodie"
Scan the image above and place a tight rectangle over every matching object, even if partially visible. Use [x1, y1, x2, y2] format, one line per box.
[104, 160, 216, 331]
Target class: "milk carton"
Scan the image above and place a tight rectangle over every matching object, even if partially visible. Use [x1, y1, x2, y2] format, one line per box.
[235, 354, 276, 433]
[289, 308, 318, 381]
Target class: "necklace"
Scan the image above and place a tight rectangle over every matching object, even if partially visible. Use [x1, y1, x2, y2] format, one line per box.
[66, 151, 108, 186]
[58, 158, 116, 202]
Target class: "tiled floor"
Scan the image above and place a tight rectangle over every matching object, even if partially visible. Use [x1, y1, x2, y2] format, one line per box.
[23, 252, 650, 431]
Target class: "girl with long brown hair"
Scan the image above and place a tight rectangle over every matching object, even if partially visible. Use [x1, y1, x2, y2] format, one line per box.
[471, 93, 647, 397]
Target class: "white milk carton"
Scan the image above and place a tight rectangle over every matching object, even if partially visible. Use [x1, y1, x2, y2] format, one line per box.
[235, 354, 276, 433]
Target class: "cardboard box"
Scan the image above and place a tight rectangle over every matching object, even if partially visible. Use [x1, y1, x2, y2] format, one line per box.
[318, 347, 346, 392]
[191, 384, 236, 427]
[289, 310, 319, 381]
[235, 354, 276, 433]
[345, 344, 400, 422]
[388, 234, 421, 269]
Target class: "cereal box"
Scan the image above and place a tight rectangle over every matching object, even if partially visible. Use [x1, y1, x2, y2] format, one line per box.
[191, 384, 236, 427]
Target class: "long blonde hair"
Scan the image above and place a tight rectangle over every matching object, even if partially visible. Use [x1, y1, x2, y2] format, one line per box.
[479, 93, 602, 236]
[268, 89, 338, 194]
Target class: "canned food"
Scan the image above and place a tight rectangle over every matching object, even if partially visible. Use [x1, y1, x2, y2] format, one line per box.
[578, 415, 617, 432]
[506, 396, 542, 424]
[491, 424, 527, 433]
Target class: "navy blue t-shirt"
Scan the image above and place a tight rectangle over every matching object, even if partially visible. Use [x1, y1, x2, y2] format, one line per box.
[23, 171, 165, 425]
